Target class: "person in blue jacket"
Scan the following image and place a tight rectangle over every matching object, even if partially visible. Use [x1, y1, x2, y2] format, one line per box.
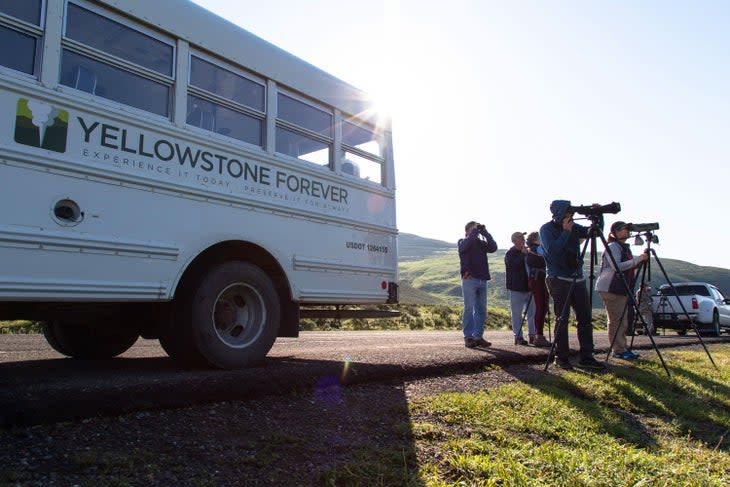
[458, 221, 498, 348]
[539, 200, 605, 371]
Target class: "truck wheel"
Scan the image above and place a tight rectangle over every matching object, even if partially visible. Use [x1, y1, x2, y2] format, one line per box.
[710, 310, 721, 337]
[165, 261, 280, 369]
[42, 321, 139, 359]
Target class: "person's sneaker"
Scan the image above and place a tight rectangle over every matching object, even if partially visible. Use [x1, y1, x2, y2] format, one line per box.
[533, 335, 551, 347]
[465, 337, 477, 348]
[515, 336, 529, 346]
[554, 357, 573, 370]
[613, 350, 640, 360]
[529, 335, 536, 345]
[577, 356, 607, 370]
[475, 337, 492, 348]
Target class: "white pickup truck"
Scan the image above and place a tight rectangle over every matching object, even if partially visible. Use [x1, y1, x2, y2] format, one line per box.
[651, 282, 730, 336]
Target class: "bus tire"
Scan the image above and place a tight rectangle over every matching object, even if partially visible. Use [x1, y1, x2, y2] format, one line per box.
[42, 321, 139, 359]
[168, 261, 280, 369]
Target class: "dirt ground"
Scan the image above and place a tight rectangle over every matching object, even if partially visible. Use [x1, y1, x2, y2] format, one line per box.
[0, 363, 548, 486]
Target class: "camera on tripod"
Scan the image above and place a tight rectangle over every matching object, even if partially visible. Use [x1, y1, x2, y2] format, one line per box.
[627, 222, 659, 232]
[567, 202, 621, 216]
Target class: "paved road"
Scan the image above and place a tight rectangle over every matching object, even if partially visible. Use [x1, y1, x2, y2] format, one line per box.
[1, 330, 726, 426]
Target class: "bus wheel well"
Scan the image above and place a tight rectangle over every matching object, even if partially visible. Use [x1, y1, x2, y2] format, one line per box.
[176, 241, 298, 337]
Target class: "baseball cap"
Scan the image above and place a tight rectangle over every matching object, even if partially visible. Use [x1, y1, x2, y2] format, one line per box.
[610, 221, 629, 235]
[511, 231, 526, 243]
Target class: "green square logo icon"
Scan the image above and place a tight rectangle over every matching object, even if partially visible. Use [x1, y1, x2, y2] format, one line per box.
[14, 98, 69, 153]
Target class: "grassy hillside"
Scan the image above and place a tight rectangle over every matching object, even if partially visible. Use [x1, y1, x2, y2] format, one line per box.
[398, 233, 730, 307]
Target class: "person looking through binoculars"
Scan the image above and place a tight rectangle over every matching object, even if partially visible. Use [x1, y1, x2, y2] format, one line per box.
[595, 221, 648, 360]
[458, 221, 498, 348]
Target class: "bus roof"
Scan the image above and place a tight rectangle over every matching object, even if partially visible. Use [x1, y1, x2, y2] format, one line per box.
[100, 0, 382, 125]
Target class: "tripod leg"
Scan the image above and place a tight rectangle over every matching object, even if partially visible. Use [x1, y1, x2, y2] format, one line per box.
[650, 249, 718, 369]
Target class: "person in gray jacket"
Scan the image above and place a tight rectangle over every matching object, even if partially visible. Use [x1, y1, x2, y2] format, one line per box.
[595, 221, 648, 360]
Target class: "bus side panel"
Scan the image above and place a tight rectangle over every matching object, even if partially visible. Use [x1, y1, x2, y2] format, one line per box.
[0, 87, 397, 306]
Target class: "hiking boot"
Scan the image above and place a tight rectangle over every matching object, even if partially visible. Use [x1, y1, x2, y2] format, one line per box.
[576, 356, 607, 371]
[529, 335, 536, 345]
[515, 336, 529, 346]
[465, 337, 477, 348]
[475, 337, 492, 348]
[554, 357, 573, 370]
[533, 335, 551, 347]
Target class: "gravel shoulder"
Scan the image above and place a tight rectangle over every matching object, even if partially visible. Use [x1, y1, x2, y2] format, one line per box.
[0, 362, 547, 486]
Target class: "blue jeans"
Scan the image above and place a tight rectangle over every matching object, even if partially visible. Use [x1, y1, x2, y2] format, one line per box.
[509, 290, 536, 338]
[462, 277, 488, 339]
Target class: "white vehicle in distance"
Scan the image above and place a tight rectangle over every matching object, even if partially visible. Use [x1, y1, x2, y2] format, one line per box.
[0, 0, 397, 368]
[652, 282, 730, 336]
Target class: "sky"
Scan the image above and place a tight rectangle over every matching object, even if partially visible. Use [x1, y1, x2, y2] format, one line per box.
[191, 0, 729, 269]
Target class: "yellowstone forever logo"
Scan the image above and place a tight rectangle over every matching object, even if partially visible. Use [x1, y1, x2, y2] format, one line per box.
[14, 98, 69, 153]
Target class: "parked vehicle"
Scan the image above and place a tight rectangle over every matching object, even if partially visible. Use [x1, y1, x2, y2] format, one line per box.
[651, 282, 730, 336]
[0, 1, 397, 369]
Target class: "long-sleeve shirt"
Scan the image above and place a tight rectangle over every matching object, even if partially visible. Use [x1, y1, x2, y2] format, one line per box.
[505, 247, 529, 291]
[539, 220, 590, 279]
[458, 227, 498, 280]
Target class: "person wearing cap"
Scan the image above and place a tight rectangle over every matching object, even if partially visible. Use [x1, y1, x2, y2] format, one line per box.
[525, 231, 552, 347]
[505, 231, 535, 345]
[458, 221, 498, 348]
[539, 200, 605, 370]
[595, 221, 648, 360]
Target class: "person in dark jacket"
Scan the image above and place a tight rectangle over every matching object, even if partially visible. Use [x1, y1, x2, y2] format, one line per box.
[539, 200, 605, 371]
[458, 221, 498, 348]
[505, 231, 534, 345]
[525, 231, 552, 347]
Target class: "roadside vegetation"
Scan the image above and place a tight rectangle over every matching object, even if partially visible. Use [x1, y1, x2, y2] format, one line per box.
[322, 344, 730, 486]
[0, 305, 610, 335]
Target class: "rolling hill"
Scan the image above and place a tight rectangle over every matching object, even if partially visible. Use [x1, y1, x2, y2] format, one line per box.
[397, 233, 730, 307]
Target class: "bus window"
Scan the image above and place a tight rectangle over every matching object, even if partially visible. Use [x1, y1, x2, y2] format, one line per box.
[187, 56, 265, 147]
[342, 119, 384, 184]
[343, 151, 382, 184]
[276, 93, 332, 165]
[65, 4, 173, 76]
[0, 0, 43, 75]
[60, 3, 173, 116]
[187, 95, 263, 147]
[0, 0, 42, 25]
[60, 51, 170, 116]
[0, 26, 37, 74]
[343, 120, 383, 157]
[190, 57, 264, 111]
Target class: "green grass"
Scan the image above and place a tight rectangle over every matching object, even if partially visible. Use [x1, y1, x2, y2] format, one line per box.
[404, 345, 730, 486]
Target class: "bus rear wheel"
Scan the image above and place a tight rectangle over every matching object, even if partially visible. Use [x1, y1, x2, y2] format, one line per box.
[163, 261, 280, 369]
[42, 321, 139, 359]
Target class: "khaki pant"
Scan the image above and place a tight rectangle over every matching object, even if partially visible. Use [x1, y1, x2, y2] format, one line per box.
[599, 291, 629, 354]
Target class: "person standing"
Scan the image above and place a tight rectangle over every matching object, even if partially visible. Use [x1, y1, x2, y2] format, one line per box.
[595, 221, 648, 359]
[525, 231, 552, 347]
[458, 221, 498, 348]
[539, 200, 605, 370]
[505, 231, 534, 345]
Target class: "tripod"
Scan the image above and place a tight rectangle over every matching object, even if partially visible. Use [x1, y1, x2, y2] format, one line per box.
[543, 216, 671, 376]
[624, 232, 717, 369]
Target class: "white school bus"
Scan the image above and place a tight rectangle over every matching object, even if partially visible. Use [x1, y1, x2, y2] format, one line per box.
[0, 0, 397, 368]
